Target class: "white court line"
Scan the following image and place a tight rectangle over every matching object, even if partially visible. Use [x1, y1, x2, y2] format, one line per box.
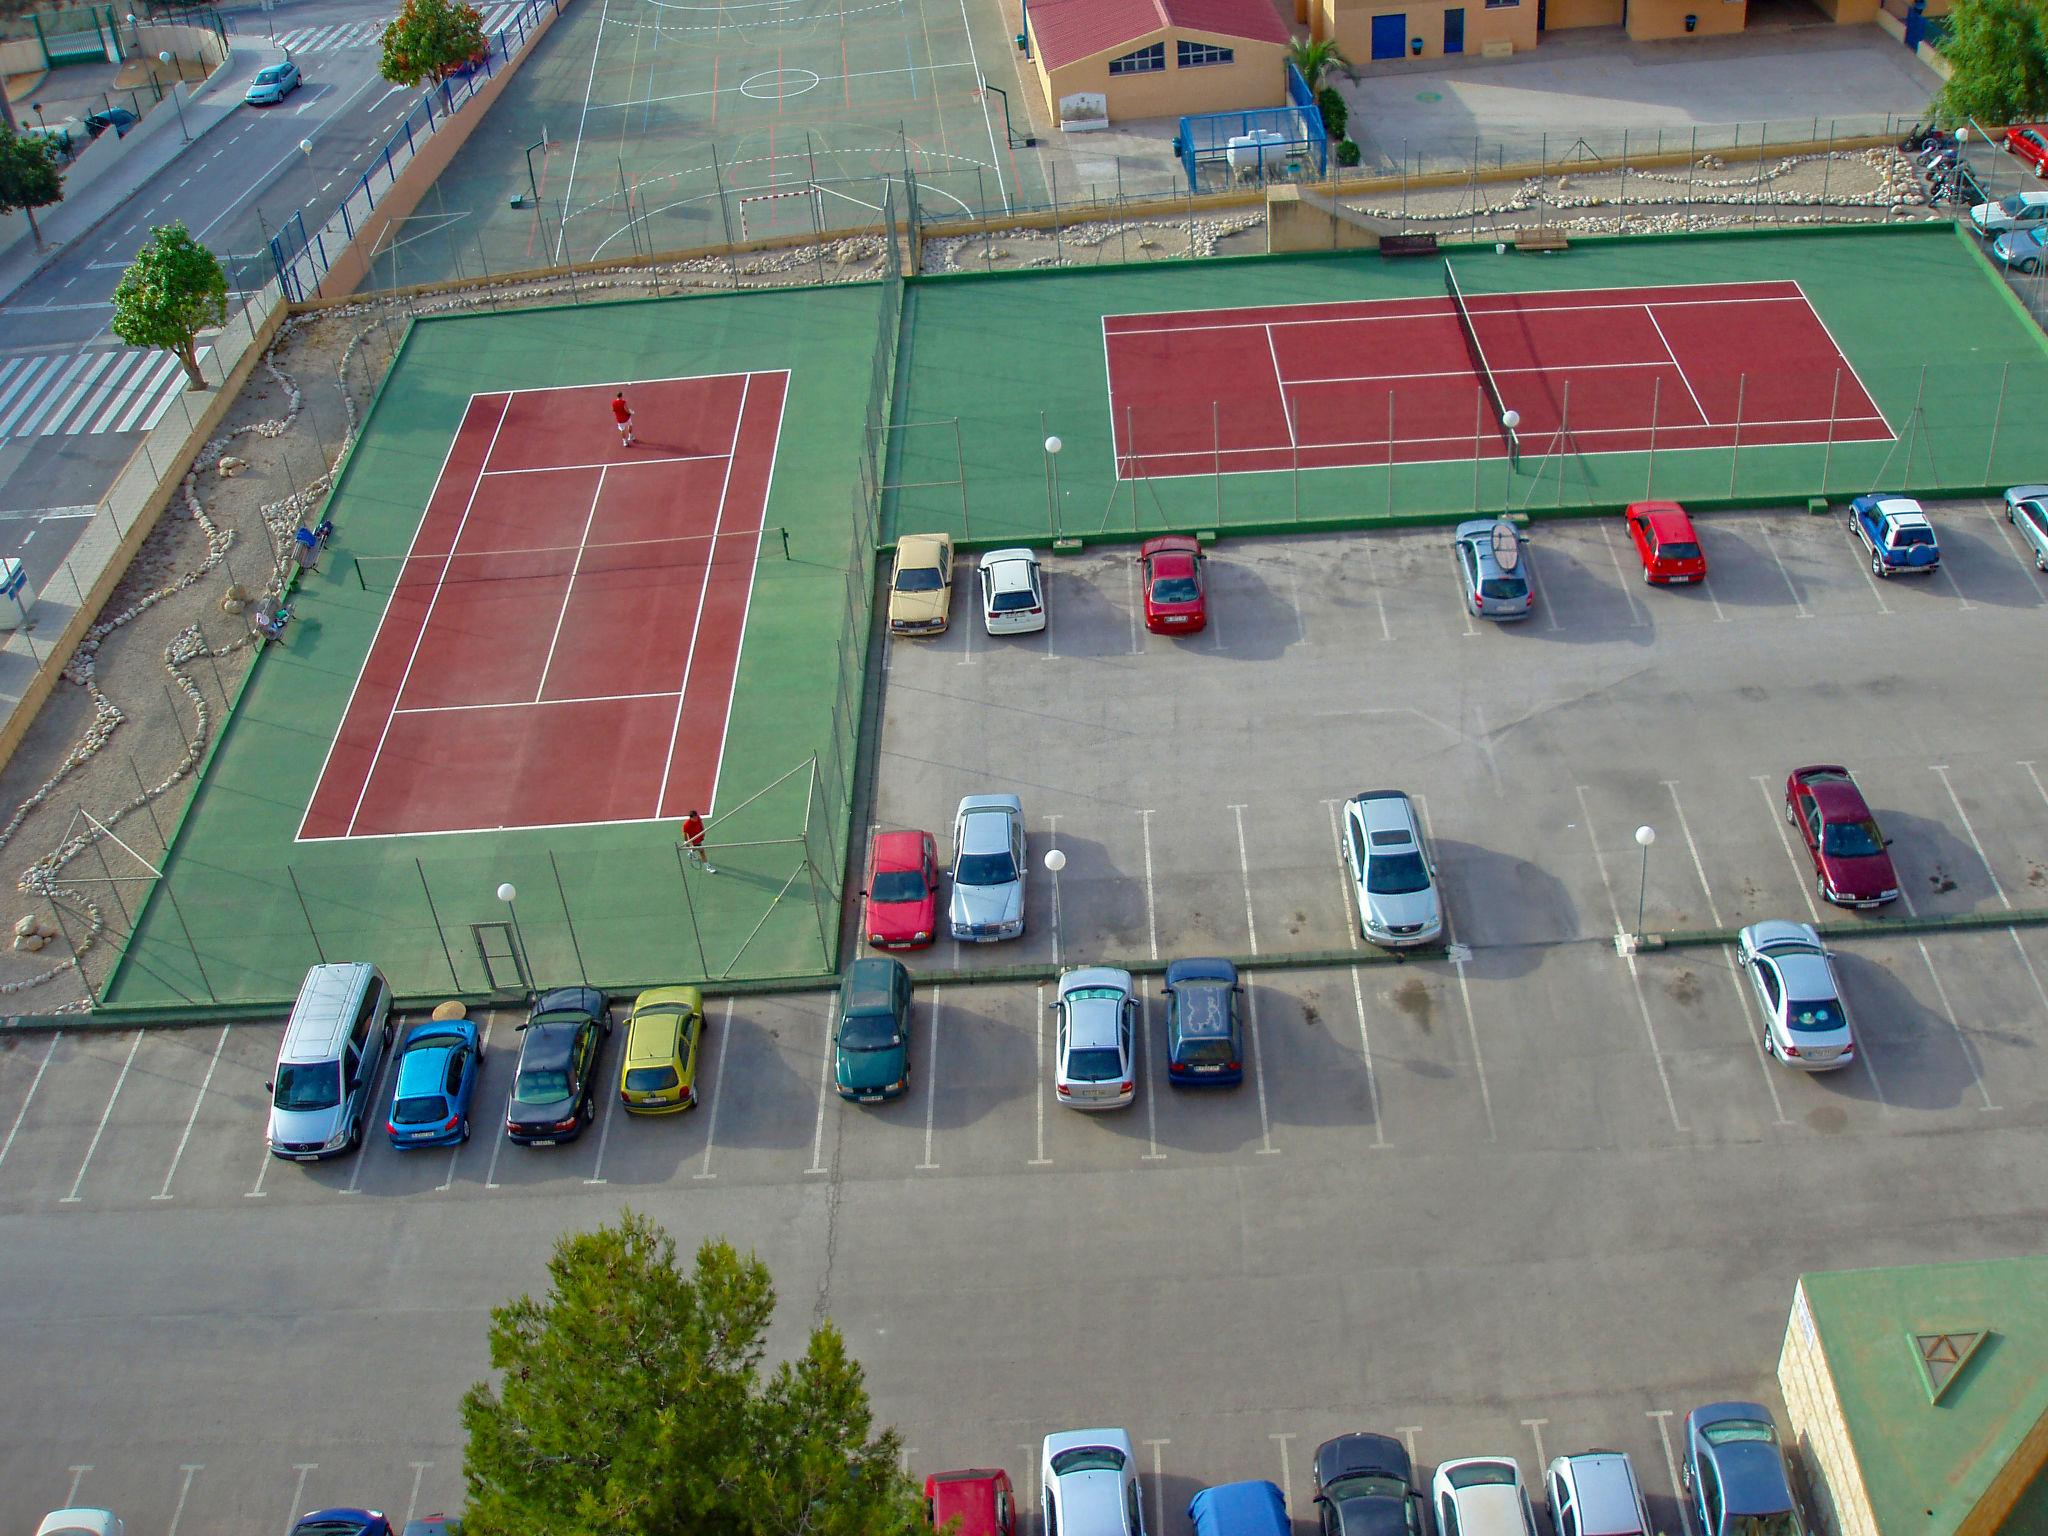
[1140, 991, 1163, 1161]
[553, 0, 612, 261]
[808, 994, 837, 1173]
[484, 450, 725, 475]
[958, 0, 1009, 212]
[438, 1020, 492, 1191]
[1265, 325, 1296, 450]
[1030, 983, 1051, 1166]
[917, 992, 941, 1170]
[1752, 521, 1811, 618]
[1756, 775, 1823, 923]
[1930, 765, 2008, 908]
[1102, 280, 1807, 331]
[1661, 781, 1722, 929]
[1228, 804, 1259, 953]
[1640, 305, 1711, 424]
[0, 1030, 60, 1172]
[62, 1029, 143, 1202]
[1721, 951, 1790, 1125]
[534, 466, 608, 702]
[1139, 809, 1159, 961]
[1919, 941, 1995, 1111]
[1349, 968, 1388, 1147]
[155, 1023, 230, 1200]
[167, 1466, 203, 1536]
[694, 997, 733, 1180]
[1244, 985, 1277, 1155]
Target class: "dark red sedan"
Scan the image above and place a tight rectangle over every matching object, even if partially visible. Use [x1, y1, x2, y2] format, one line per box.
[1139, 535, 1207, 634]
[1625, 500, 1707, 584]
[1786, 765, 1900, 908]
[2006, 124, 2048, 177]
[864, 829, 939, 949]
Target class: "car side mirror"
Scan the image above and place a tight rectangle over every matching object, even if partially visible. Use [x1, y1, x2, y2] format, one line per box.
[264, 1079, 274, 1092]
[1884, 837, 1895, 847]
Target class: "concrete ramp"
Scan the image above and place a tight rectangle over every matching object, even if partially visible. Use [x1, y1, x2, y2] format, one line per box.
[1267, 184, 1402, 252]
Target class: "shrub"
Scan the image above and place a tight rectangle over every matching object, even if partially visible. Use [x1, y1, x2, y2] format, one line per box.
[1318, 86, 1348, 140]
[1336, 138, 1362, 167]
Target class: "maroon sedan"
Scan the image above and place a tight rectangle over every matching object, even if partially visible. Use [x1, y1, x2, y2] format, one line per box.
[2007, 124, 2048, 177]
[1785, 766, 1900, 908]
[1140, 535, 1207, 634]
[863, 829, 939, 949]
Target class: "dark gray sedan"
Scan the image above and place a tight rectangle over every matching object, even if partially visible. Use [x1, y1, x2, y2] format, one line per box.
[1313, 1433, 1425, 1536]
[506, 987, 609, 1145]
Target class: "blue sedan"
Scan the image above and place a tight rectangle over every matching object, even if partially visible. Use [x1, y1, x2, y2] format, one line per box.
[1680, 1401, 1805, 1536]
[386, 1019, 482, 1148]
[245, 60, 303, 105]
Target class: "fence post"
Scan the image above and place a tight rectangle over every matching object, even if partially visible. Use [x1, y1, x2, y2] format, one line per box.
[673, 845, 710, 978]
[1984, 360, 2010, 482]
[1646, 376, 1661, 499]
[547, 850, 589, 986]
[1729, 374, 1746, 496]
[162, 877, 219, 1003]
[1821, 369, 1840, 494]
[416, 858, 462, 990]
[286, 864, 326, 963]
[1212, 400, 1222, 521]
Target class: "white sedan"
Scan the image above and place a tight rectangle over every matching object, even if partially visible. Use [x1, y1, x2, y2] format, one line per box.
[1737, 921, 1855, 1070]
[977, 547, 1046, 634]
[1053, 967, 1136, 1109]
[1042, 1428, 1144, 1536]
[1432, 1458, 1540, 1536]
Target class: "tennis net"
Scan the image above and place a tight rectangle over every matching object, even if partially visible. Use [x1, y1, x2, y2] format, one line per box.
[1444, 259, 1520, 465]
[350, 526, 788, 593]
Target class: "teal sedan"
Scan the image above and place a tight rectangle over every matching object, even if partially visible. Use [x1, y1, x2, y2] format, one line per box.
[835, 957, 912, 1102]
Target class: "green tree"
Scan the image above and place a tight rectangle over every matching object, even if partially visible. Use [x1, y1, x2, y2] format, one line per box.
[1932, 0, 2048, 127]
[0, 125, 64, 249]
[1289, 36, 1353, 95]
[110, 222, 227, 391]
[461, 1212, 923, 1536]
[379, 0, 488, 87]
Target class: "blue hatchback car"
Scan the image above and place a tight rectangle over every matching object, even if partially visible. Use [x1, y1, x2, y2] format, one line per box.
[1161, 958, 1245, 1085]
[386, 1019, 482, 1148]
[1681, 1401, 1805, 1536]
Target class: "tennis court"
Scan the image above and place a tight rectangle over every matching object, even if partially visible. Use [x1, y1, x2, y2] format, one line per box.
[1101, 276, 1891, 477]
[301, 373, 787, 840]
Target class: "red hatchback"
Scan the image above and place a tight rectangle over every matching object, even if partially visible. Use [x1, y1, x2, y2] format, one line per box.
[1140, 535, 1207, 633]
[924, 1469, 1017, 1535]
[2006, 124, 2048, 177]
[864, 829, 939, 949]
[1786, 765, 1901, 908]
[1625, 500, 1707, 584]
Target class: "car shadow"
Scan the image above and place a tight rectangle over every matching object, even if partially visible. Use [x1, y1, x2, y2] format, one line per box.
[1869, 808, 2005, 916]
[1206, 551, 1307, 662]
[1932, 522, 2048, 608]
[1825, 950, 1984, 1112]
[1434, 838, 1580, 965]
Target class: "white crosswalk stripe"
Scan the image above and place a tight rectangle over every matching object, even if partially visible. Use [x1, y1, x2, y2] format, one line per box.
[271, 4, 527, 52]
[0, 347, 211, 439]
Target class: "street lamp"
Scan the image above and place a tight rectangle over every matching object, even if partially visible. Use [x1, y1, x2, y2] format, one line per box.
[159, 51, 189, 142]
[496, 881, 532, 989]
[1633, 825, 1656, 938]
[1043, 433, 1063, 539]
[1043, 847, 1066, 961]
[125, 12, 139, 54]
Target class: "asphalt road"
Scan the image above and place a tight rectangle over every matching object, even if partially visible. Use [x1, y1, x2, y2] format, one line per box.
[4, 501, 2046, 1533]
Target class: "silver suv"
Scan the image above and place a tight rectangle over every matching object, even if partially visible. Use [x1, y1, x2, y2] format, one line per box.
[1344, 791, 1442, 948]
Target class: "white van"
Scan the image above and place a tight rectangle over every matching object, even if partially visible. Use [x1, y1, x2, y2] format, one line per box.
[266, 963, 393, 1160]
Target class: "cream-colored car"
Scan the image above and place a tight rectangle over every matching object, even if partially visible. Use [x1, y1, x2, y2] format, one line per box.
[889, 532, 954, 635]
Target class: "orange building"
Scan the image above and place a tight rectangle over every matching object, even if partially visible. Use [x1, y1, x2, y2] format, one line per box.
[1025, 0, 1295, 128]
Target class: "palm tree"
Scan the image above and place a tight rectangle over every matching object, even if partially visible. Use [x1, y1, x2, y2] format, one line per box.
[1289, 36, 1352, 94]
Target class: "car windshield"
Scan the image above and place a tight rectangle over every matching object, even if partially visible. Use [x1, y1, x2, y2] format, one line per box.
[1659, 540, 1702, 561]
[1177, 1036, 1236, 1064]
[870, 870, 927, 903]
[625, 1066, 680, 1092]
[2000, 193, 2035, 214]
[1889, 524, 1934, 545]
[258, 65, 291, 81]
[1480, 577, 1527, 600]
[1051, 1447, 1127, 1475]
[1727, 1516, 1801, 1536]
[1366, 850, 1431, 895]
[896, 565, 944, 591]
[990, 586, 1037, 612]
[1787, 999, 1845, 1033]
[1328, 1474, 1409, 1499]
[273, 1060, 341, 1111]
[1446, 1463, 1519, 1488]
[392, 1094, 448, 1125]
[1702, 1420, 1778, 1445]
[840, 1013, 902, 1050]
[1067, 986, 1125, 1001]
[1821, 819, 1885, 857]
[1152, 575, 1199, 604]
[1066, 1045, 1125, 1082]
[956, 850, 1016, 886]
[514, 1068, 570, 1103]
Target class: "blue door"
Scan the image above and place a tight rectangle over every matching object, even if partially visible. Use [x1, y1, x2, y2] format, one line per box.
[1370, 13, 1406, 57]
[1444, 7, 1464, 51]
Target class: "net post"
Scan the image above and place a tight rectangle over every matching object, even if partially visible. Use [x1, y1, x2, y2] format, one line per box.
[416, 858, 461, 990]
[1984, 361, 2010, 483]
[548, 850, 589, 986]
[1822, 368, 1840, 494]
[1212, 401, 1222, 521]
[1556, 379, 1572, 508]
[354, 556, 367, 591]
[1385, 389, 1395, 516]
[1646, 376, 1661, 499]
[1126, 404, 1138, 529]
[286, 864, 326, 965]
[1729, 373, 1745, 497]
[1472, 392, 1483, 512]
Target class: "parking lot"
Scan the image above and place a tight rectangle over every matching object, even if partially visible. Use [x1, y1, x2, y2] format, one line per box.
[5, 500, 2048, 1533]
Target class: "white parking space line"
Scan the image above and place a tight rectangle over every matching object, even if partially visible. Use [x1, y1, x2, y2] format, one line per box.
[1139, 809, 1160, 960]
[1647, 1412, 1682, 1504]
[1270, 1433, 1295, 1506]
[2008, 930, 2048, 1027]
[1753, 522, 1812, 618]
[283, 1466, 316, 1536]
[1986, 509, 2048, 602]
[1031, 984, 1051, 1166]
[1449, 952, 1498, 1143]
[1930, 765, 2008, 908]
[1229, 804, 1259, 953]
[403, 1463, 430, 1527]
[957, 599, 976, 666]
[1349, 969, 1388, 1148]
[1146, 1440, 1170, 1536]
[342, 1044, 397, 1194]
[1661, 781, 1722, 928]
[167, 1465, 203, 1536]
[1140, 992, 1164, 1161]
[1282, 557, 1308, 645]
[1523, 1418, 1549, 1467]
[1599, 524, 1649, 626]
[2025, 760, 2048, 812]
[918, 993, 941, 1170]
[584, 1074, 621, 1184]
[1918, 940, 1995, 1111]
[64, 1466, 90, 1507]
[62, 1029, 143, 1202]
[808, 995, 838, 1174]
[1934, 557, 1975, 610]
[1531, 555, 1562, 632]
[1396, 1427, 1423, 1465]
[246, 1132, 277, 1197]
[1470, 704, 1504, 798]
[437, 1020, 491, 1191]
[1755, 775, 1823, 923]
[1452, 548, 1479, 638]
[1852, 541, 1894, 614]
[1358, 535, 1392, 641]
[155, 1023, 231, 1200]
[1720, 952, 1790, 1124]
[483, 1093, 511, 1188]
[694, 999, 733, 1180]
[1246, 985, 1277, 1155]
[1325, 799, 1361, 946]
[0, 1029, 59, 1173]
[1126, 562, 1141, 653]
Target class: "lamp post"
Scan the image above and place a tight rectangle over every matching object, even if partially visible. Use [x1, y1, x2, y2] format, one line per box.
[1043, 433, 1063, 539]
[159, 51, 189, 141]
[496, 881, 532, 989]
[1043, 847, 1066, 964]
[126, 12, 139, 54]
[1634, 825, 1656, 938]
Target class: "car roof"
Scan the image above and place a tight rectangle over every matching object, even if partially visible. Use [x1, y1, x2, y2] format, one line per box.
[1060, 965, 1132, 996]
[2015, 189, 2048, 205]
[1554, 1453, 1643, 1536]
[957, 803, 1018, 853]
[1318, 1431, 1413, 1484]
[36, 1513, 121, 1536]
[844, 956, 906, 1007]
[896, 532, 950, 562]
[1769, 950, 1836, 997]
[1189, 1480, 1288, 1536]
[1353, 791, 1419, 836]
[983, 547, 1038, 575]
[1140, 535, 1199, 556]
[624, 1009, 681, 1061]
[1442, 1482, 1526, 1536]
[1745, 919, 1822, 953]
[394, 1044, 455, 1096]
[1065, 994, 1127, 1049]
[1045, 1427, 1135, 1458]
[517, 1022, 580, 1067]
[871, 829, 929, 870]
[1166, 956, 1237, 985]
[927, 1471, 1006, 1534]
[1803, 775, 1871, 817]
[1634, 502, 1694, 535]
[1706, 1440, 1794, 1516]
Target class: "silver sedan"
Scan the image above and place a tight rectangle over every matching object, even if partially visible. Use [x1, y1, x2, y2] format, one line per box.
[2002, 485, 2048, 571]
[1737, 921, 1856, 1070]
[1453, 518, 1533, 620]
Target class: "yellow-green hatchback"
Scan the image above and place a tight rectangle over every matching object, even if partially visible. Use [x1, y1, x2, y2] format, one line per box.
[618, 986, 705, 1113]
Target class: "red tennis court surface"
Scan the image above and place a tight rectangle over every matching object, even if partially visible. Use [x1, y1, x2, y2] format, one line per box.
[1102, 279, 1890, 477]
[299, 372, 787, 840]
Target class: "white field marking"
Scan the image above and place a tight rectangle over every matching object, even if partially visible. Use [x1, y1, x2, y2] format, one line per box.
[383, 688, 685, 719]
[342, 1041, 398, 1194]
[1284, 554, 1308, 645]
[1599, 523, 1649, 625]
[2007, 929, 2048, 1031]
[808, 994, 838, 1173]
[62, 1029, 143, 1202]
[2027, 760, 2048, 812]
[0, 1029, 60, 1172]
[1641, 306, 1710, 423]
[1930, 765, 2008, 908]
[1852, 530, 1895, 614]
[880, 627, 893, 673]
[1471, 704, 1504, 798]
[957, 588, 977, 666]
[1326, 799, 1362, 948]
[1270, 1434, 1296, 1504]
[537, 464, 603, 702]
[918, 992, 941, 1170]
[1753, 522, 1811, 618]
[695, 997, 734, 1180]
[1523, 1419, 1549, 1467]
[957, 0, 1008, 211]
[583, 1070, 621, 1184]
[284, 1466, 316, 1535]
[1126, 560, 1141, 653]
[1661, 781, 1723, 928]
[1046, 813, 1064, 967]
[1031, 983, 1051, 1165]
[436, 1024, 491, 1204]
[64, 1467, 90, 1506]
[156, 1023, 231, 1199]
[1720, 952, 1790, 1125]
[1755, 775, 1823, 923]
[1246, 984, 1277, 1155]
[553, 0, 612, 261]
[1140, 991, 1164, 1161]
[1146, 1440, 1170, 1536]
[1358, 534, 1392, 641]
[1349, 968, 1388, 1148]
[246, 1128, 277, 1197]
[1572, 785, 1684, 1132]
[1647, 1412, 1682, 1504]
[167, 1465, 203, 1536]
[1265, 326, 1296, 449]
[1919, 940, 1995, 1111]
[1530, 552, 1562, 632]
[483, 451, 726, 477]
[1453, 543, 1479, 638]
[1140, 809, 1160, 961]
[1229, 804, 1259, 953]
[1450, 949, 1498, 1143]
[1099, 278, 1803, 329]
[1896, 877, 1920, 918]
[404, 1463, 430, 1527]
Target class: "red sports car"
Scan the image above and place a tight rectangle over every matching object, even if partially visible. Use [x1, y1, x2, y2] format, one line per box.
[2006, 124, 2048, 177]
[1139, 535, 1207, 634]
[1786, 765, 1900, 908]
[864, 829, 939, 949]
[1624, 500, 1707, 584]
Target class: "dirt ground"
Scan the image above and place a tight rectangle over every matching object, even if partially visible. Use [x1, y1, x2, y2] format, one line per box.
[0, 147, 1937, 1010]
